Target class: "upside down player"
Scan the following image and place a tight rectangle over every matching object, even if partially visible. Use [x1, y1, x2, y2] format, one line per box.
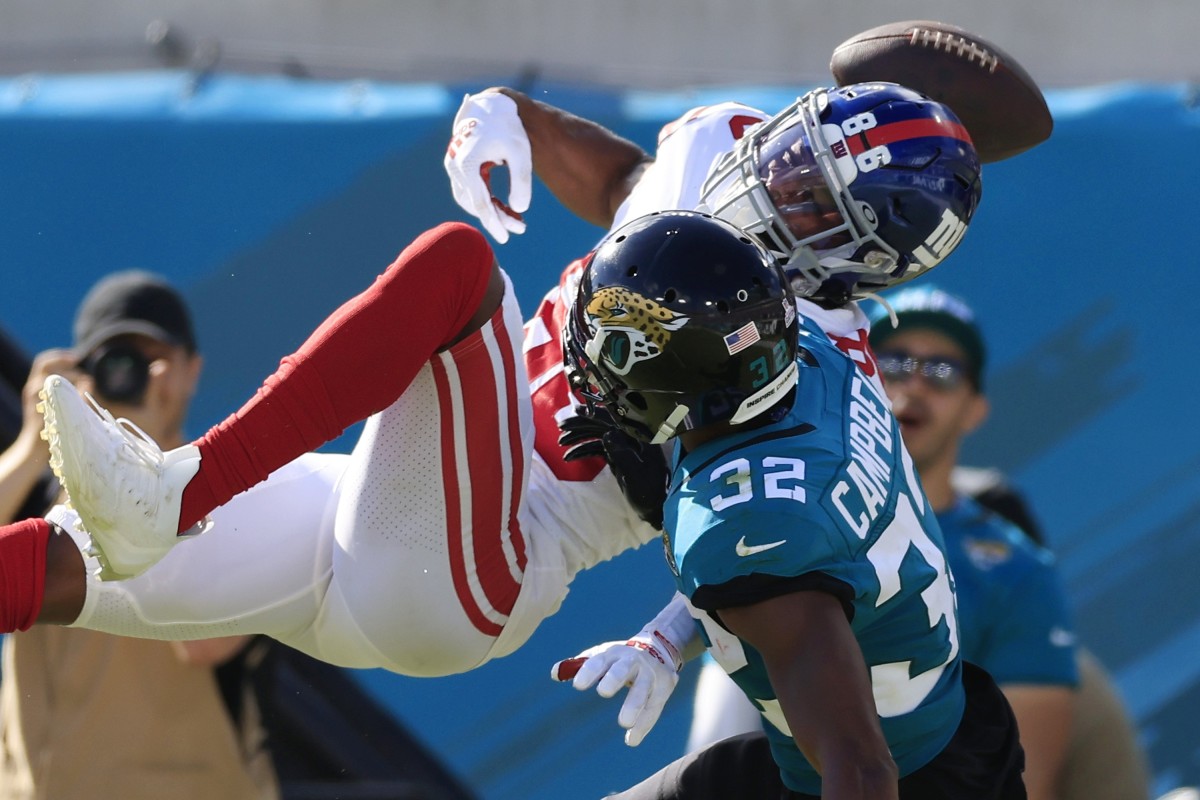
[564, 210, 1025, 799]
[11, 83, 980, 722]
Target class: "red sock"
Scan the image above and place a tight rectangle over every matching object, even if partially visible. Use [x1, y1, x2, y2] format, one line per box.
[0, 518, 50, 633]
[178, 222, 496, 532]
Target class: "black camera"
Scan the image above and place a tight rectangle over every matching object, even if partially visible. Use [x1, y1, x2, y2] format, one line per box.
[80, 342, 152, 405]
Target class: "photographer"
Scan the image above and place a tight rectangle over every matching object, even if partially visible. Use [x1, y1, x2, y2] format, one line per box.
[0, 271, 278, 800]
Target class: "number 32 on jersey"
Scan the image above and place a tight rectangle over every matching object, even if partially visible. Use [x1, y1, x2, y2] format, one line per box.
[701, 455, 960, 722]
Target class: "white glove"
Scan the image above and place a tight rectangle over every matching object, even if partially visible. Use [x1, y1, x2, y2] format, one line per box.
[552, 630, 683, 747]
[444, 91, 532, 243]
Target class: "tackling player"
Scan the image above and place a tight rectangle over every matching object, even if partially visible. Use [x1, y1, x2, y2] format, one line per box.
[685, 285, 1079, 800]
[565, 211, 1024, 799]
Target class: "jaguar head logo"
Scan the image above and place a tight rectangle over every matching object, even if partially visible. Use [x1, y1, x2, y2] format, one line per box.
[585, 287, 689, 375]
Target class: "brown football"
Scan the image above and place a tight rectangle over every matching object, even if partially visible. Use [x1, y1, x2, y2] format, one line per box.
[830, 20, 1053, 162]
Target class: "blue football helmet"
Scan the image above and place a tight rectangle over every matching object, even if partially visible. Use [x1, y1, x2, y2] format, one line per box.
[700, 82, 983, 306]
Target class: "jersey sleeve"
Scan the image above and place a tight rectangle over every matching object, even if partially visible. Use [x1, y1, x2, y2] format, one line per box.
[610, 102, 768, 230]
[975, 550, 1079, 687]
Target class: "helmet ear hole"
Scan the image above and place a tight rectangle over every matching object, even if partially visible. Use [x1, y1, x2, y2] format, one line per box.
[626, 264, 639, 277]
[625, 392, 649, 411]
[715, 300, 730, 313]
[664, 288, 678, 303]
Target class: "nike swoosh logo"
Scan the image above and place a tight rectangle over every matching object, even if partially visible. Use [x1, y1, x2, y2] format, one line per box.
[735, 536, 787, 557]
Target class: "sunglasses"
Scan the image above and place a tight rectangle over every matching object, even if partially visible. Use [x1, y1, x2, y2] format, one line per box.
[876, 350, 972, 392]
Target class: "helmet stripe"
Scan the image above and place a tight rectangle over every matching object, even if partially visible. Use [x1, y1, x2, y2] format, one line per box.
[863, 118, 973, 150]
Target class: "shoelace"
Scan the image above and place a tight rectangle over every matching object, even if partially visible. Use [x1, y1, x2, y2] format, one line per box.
[80, 388, 211, 538]
[70, 393, 164, 573]
[80, 390, 166, 472]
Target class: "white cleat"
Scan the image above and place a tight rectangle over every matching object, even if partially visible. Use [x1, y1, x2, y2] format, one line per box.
[39, 374, 204, 581]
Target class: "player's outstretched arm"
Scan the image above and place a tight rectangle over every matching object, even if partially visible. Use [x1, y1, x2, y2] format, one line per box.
[445, 90, 534, 243]
[551, 591, 699, 746]
[720, 590, 899, 800]
[458, 87, 651, 231]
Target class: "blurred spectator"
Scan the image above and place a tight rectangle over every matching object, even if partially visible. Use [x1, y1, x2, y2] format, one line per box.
[949, 471, 1153, 800]
[0, 271, 278, 800]
[875, 286, 1151, 800]
[868, 285, 1078, 800]
[1056, 649, 1151, 800]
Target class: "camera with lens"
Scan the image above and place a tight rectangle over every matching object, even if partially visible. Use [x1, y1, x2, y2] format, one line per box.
[79, 342, 152, 405]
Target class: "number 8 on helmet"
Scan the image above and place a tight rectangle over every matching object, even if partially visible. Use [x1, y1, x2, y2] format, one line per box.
[700, 82, 983, 307]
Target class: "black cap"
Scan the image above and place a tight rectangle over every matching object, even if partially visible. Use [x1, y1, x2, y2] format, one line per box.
[72, 270, 197, 358]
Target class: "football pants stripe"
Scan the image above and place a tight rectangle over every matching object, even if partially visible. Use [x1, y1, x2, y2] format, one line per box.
[433, 305, 526, 637]
[490, 306, 529, 583]
[432, 347, 501, 637]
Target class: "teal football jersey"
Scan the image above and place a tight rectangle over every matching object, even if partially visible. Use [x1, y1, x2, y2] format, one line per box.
[942, 496, 1079, 687]
[664, 312, 965, 795]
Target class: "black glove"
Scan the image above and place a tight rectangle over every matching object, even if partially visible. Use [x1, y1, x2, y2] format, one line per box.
[558, 405, 668, 531]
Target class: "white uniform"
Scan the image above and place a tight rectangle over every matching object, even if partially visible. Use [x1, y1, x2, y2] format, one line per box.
[65, 102, 796, 676]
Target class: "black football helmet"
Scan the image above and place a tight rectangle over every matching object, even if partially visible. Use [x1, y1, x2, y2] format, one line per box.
[564, 210, 799, 444]
[700, 82, 983, 306]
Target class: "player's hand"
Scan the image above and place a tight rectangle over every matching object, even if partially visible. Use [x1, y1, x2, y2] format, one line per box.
[444, 90, 532, 243]
[551, 633, 682, 747]
[559, 405, 669, 530]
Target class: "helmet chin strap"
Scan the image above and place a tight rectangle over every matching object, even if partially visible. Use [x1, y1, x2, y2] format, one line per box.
[652, 404, 692, 445]
[860, 290, 899, 329]
[784, 241, 901, 305]
[651, 358, 799, 443]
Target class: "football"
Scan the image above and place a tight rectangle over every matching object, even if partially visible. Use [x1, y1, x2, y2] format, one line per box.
[829, 20, 1053, 163]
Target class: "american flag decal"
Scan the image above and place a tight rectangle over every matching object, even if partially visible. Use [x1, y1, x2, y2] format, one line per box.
[724, 321, 760, 355]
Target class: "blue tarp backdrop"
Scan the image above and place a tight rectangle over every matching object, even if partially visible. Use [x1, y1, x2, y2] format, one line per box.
[1, 72, 1197, 798]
